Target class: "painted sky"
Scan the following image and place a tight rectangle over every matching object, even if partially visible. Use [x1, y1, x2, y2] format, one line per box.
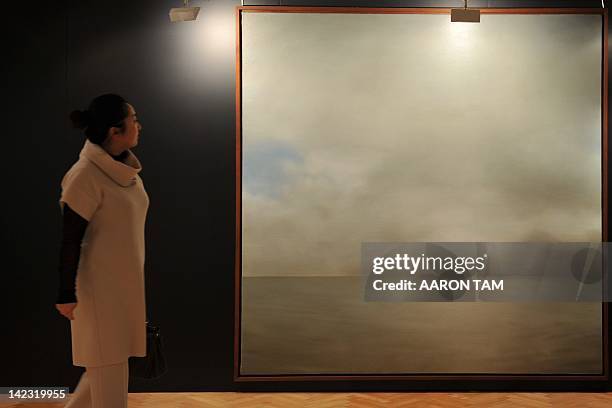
[241, 13, 602, 277]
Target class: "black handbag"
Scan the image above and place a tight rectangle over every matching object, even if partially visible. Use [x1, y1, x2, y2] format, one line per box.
[129, 322, 167, 380]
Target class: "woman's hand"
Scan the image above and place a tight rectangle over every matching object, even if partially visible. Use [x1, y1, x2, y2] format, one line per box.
[56, 303, 77, 320]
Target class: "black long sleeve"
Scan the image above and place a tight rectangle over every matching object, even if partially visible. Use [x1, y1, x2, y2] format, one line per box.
[56, 151, 126, 304]
[56, 203, 89, 304]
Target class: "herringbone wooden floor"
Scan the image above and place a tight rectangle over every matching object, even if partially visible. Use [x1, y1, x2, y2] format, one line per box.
[3, 392, 612, 408]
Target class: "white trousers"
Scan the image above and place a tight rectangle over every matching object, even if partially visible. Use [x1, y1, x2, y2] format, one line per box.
[64, 361, 129, 408]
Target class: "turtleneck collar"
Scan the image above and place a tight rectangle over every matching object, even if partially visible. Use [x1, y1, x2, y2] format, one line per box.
[80, 139, 142, 187]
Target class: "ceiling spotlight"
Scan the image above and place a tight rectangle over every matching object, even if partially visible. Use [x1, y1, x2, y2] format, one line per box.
[169, 0, 200, 22]
[451, 0, 480, 23]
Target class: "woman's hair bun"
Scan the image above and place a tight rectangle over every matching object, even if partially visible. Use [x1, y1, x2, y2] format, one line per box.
[70, 109, 92, 130]
[70, 94, 128, 145]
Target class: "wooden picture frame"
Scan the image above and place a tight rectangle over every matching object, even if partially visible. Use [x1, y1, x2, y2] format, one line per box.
[234, 6, 609, 387]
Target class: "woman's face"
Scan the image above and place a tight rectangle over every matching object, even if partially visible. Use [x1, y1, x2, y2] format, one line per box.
[120, 104, 142, 148]
[109, 103, 142, 150]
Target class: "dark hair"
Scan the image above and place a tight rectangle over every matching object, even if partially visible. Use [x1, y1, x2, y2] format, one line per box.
[70, 94, 129, 145]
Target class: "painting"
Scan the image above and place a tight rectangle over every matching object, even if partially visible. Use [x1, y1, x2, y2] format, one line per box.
[238, 9, 605, 376]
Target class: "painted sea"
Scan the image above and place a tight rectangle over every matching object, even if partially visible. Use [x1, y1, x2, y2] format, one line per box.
[241, 277, 602, 375]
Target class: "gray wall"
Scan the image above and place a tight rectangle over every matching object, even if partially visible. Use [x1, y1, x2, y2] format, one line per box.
[1, 0, 609, 392]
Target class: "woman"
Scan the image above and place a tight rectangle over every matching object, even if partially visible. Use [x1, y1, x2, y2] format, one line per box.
[55, 93, 148, 408]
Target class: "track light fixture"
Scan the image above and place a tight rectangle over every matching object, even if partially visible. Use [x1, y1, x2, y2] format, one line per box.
[169, 0, 200, 22]
[451, 0, 481, 23]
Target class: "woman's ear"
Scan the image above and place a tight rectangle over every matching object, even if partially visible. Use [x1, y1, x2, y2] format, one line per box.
[107, 126, 121, 140]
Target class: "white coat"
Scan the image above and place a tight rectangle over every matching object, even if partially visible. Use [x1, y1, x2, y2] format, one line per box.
[59, 140, 149, 367]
